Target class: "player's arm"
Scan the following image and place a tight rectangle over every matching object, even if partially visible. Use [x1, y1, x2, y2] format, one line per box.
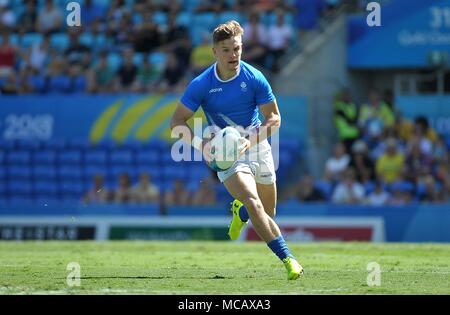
[247, 100, 281, 148]
[170, 102, 212, 161]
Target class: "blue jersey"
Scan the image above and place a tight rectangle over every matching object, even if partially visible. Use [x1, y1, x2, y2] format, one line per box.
[180, 61, 275, 131]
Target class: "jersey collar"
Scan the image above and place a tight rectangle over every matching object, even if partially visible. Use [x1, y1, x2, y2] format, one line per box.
[214, 62, 241, 83]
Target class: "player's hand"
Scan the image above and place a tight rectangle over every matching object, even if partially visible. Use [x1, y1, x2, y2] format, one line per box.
[202, 138, 214, 164]
[237, 137, 251, 157]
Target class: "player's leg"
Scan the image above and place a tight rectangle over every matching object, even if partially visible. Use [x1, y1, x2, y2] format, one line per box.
[224, 171, 279, 242]
[224, 171, 303, 280]
[256, 182, 276, 218]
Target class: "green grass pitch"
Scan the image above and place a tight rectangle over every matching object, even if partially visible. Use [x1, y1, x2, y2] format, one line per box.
[0, 241, 449, 295]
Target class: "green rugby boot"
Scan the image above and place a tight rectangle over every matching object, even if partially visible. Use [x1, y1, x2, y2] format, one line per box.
[228, 199, 248, 241]
[282, 257, 304, 280]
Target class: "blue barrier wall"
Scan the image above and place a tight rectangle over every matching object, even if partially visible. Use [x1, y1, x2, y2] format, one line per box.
[0, 94, 308, 143]
[1, 202, 449, 242]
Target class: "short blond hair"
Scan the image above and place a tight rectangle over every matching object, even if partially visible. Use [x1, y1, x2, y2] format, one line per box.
[212, 20, 244, 44]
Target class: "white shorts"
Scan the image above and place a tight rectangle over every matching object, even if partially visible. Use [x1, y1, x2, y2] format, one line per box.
[217, 139, 276, 185]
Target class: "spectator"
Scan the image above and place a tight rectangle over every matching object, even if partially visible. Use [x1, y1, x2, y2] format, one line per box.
[0, 2, 16, 32]
[376, 137, 405, 184]
[243, 12, 267, 67]
[27, 34, 51, 72]
[135, 54, 161, 92]
[89, 51, 116, 93]
[68, 65, 87, 93]
[190, 35, 215, 76]
[267, 10, 293, 73]
[81, 0, 105, 30]
[366, 180, 390, 206]
[348, 140, 375, 184]
[388, 185, 413, 206]
[158, 52, 185, 92]
[157, 0, 182, 15]
[0, 71, 18, 95]
[404, 138, 433, 184]
[17, 1, 37, 33]
[64, 31, 92, 68]
[131, 173, 160, 203]
[161, 12, 189, 51]
[164, 179, 191, 206]
[358, 89, 395, 146]
[133, 11, 161, 53]
[83, 174, 110, 204]
[411, 116, 436, 155]
[117, 48, 138, 91]
[419, 175, 444, 203]
[192, 178, 217, 206]
[295, 175, 326, 202]
[0, 33, 19, 77]
[332, 168, 365, 204]
[114, 173, 133, 203]
[324, 142, 350, 182]
[433, 134, 449, 164]
[333, 88, 360, 154]
[37, 0, 63, 35]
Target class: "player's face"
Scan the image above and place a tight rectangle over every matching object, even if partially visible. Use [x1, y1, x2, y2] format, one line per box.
[213, 36, 242, 74]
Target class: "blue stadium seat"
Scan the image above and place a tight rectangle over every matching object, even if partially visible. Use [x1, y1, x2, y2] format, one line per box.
[8, 166, 32, 180]
[120, 140, 144, 151]
[109, 150, 134, 165]
[84, 166, 108, 179]
[50, 33, 70, 51]
[58, 150, 82, 165]
[217, 11, 243, 25]
[175, 11, 192, 26]
[108, 165, 137, 181]
[60, 180, 85, 197]
[79, 32, 94, 46]
[136, 151, 160, 166]
[0, 140, 15, 151]
[84, 150, 107, 165]
[135, 166, 162, 181]
[41, 139, 67, 151]
[28, 74, 47, 93]
[6, 151, 31, 165]
[58, 166, 83, 180]
[188, 163, 211, 179]
[7, 180, 33, 196]
[149, 51, 167, 71]
[15, 139, 41, 151]
[161, 165, 189, 181]
[72, 75, 87, 93]
[0, 167, 5, 180]
[34, 180, 59, 197]
[108, 53, 122, 72]
[67, 138, 90, 150]
[153, 11, 168, 26]
[0, 180, 6, 197]
[48, 75, 71, 93]
[22, 33, 43, 48]
[33, 150, 57, 165]
[33, 165, 58, 180]
[94, 139, 118, 151]
[0, 152, 4, 165]
[364, 181, 376, 194]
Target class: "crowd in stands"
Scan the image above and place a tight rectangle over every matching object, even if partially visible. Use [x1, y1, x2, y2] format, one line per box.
[83, 171, 219, 207]
[0, 0, 362, 96]
[288, 88, 450, 205]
